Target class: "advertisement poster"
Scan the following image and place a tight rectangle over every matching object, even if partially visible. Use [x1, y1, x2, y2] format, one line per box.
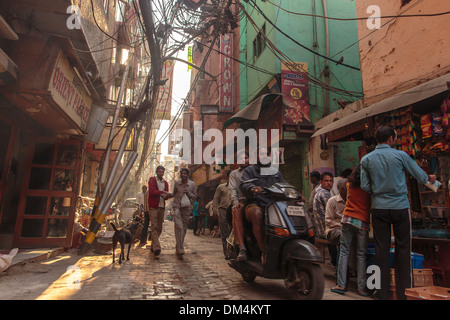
[281, 61, 310, 124]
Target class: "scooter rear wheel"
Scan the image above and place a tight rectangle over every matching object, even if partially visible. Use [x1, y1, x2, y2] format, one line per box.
[285, 260, 324, 300]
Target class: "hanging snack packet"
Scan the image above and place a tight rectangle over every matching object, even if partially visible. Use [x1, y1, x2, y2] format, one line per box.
[421, 114, 432, 139]
[431, 113, 445, 137]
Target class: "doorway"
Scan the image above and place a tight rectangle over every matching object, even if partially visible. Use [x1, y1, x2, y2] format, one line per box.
[13, 138, 82, 248]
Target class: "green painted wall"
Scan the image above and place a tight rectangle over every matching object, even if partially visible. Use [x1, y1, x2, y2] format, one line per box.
[239, 0, 363, 194]
[240, 0, 362, 114]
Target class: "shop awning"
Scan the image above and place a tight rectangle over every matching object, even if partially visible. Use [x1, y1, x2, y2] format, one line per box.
[312, 73, 450, 138]
[0, 48, 18, 86]
[222, 93, 282, 130]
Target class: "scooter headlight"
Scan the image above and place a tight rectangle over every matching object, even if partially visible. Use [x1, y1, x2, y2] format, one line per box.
[281, 187, 299, 199]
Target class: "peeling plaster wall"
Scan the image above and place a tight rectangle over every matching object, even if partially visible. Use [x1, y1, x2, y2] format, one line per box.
[356, 0, 450, 106]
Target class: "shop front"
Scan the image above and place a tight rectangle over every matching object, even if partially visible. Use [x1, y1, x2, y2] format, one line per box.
[0, 35, 95, 249]
[310, 74, 450, 286]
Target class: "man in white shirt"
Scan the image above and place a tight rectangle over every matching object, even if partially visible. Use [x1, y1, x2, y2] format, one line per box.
[135, 185, 148, 246]
[136, 185, 147, 214]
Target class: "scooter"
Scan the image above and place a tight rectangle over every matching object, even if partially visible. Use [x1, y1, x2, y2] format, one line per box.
[227, 181, 325, 300]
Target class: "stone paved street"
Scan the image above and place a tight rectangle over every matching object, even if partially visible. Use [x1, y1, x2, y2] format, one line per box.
[0, 220, 371, 301]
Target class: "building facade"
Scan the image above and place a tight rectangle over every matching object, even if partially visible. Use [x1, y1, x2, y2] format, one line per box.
[0, 0, 143, 249]
[237, 0, 362, 199]
[312, 0, 450, 287]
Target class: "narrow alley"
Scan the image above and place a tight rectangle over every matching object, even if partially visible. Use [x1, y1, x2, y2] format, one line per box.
[0, 221, 369, 302]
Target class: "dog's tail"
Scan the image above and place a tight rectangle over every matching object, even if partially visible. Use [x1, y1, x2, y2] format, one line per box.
[110, 222, 119, 232]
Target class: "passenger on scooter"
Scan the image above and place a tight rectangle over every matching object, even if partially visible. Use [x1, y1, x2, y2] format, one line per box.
[239, 147, 285, 261]
[229, 150, 250, 262]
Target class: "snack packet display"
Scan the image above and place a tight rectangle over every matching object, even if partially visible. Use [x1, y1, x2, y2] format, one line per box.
[420, 114, 432, 139]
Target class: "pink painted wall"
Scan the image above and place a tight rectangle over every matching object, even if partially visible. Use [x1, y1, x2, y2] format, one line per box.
[355, 0, 450, 105]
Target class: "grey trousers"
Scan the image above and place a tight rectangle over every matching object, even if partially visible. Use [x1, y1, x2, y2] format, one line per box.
[173, 207, 191, 255]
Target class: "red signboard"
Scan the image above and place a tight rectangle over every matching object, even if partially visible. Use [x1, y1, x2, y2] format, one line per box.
[220, 33, 233, 113]
[281, 61, 310, 124]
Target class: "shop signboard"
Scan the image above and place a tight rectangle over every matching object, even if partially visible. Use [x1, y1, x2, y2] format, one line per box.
[219, 33, 233, 113]
[327, 118, 371, 142]
[281, 61, 310, 124]
[48, 50, 92, 131]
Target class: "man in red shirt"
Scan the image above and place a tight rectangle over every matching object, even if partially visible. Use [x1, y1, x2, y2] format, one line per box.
[147, 165, 170, 257]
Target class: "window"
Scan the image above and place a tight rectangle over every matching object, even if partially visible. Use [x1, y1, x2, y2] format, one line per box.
[253, 23, 266, 63]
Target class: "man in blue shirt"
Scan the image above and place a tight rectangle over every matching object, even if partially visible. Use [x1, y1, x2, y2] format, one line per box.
[360, 125, 436, 300]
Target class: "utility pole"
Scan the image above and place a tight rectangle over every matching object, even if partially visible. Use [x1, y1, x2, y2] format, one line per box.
[78, 1, 163, 254]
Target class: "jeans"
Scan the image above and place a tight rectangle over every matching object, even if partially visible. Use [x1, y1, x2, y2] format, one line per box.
[337, 223, 368, 292]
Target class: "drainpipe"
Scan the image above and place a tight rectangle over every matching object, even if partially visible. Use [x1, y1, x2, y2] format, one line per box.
[79, 125, 134, 254]
[99, 59, 130, 187]
[322, 0, 330, 116]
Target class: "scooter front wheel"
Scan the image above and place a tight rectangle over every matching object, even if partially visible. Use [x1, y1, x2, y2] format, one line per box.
[284, 260, 324, 300]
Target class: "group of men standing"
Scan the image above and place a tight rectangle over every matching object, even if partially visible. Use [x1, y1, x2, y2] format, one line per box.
[309, 125, 436, 300]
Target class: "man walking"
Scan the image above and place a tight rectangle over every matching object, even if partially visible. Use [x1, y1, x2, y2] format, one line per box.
[213, 170, 232, 259]
[137, 185, 150, 247]
[136, 185, 148, 216]
[171, 168, 197, 260]
[136, 185, 148, 247]
[146, 166, 169, 257]
[360, 125, 436, 300]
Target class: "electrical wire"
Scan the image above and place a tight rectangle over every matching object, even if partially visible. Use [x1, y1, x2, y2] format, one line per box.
[265, 0, 450, 21]
[243, 0, 360, 71]
[241, 4, 363, 99]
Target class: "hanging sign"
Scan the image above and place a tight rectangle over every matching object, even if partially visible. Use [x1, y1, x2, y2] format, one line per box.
[49, 50, 92, 130]
[281, 61, 310, 124]
[187, 46, 193, 70]
[219, 33, 233, 113]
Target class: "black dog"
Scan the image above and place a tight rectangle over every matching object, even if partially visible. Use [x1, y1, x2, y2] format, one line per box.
[110, 222, 139, 264]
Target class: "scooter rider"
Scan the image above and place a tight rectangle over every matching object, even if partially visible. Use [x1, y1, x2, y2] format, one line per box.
[239, 147, 285, 261]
